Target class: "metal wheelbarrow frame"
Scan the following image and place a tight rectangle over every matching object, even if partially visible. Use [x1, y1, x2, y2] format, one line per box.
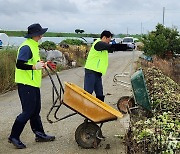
[45, 64, 123, 149]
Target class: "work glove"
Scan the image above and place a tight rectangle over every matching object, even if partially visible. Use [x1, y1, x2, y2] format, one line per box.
[34, 61, 45, 70]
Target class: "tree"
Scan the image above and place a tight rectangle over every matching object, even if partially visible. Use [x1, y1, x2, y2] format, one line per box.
[142, 23, 180, 58]
[79, 30, 84, 34]
[75, 29, 81, 34]
[75, 29, 85, 34]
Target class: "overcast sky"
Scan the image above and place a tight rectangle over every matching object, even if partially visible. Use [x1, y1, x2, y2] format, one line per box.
[0, 0, 180, 35]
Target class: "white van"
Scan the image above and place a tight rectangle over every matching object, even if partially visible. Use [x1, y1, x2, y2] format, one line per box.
[121, 37, 135, 50]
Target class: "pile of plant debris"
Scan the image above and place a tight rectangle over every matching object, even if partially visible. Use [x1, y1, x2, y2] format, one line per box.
[145, 67, 180, 114]
[126, 67, 180, 154]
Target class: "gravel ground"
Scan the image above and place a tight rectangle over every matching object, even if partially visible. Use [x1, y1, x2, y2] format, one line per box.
[0, 51, 141, 154]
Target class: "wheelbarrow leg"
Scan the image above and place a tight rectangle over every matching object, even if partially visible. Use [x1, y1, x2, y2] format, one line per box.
[96, 123, 105, 140]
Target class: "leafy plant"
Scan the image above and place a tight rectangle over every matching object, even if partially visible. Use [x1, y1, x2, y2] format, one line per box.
[60, 39, 86, 46]
[145, 67, 180, 113]
[142, 23, 180, 58]
[127, 67, 180, 154]
[132, 112, 180, 153]
[39, 41, 57, 51]
[0, 48, 17, 93]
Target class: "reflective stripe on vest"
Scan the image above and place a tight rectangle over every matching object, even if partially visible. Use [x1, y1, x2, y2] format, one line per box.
[85, 39, 108, 75]
[15, 39, 42, 88]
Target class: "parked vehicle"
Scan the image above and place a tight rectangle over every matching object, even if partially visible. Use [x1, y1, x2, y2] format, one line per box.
[121, 37, 135, 50]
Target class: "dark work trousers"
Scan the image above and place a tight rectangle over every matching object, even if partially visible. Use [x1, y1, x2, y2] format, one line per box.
[84, 69, 103, 97]
[16, 83, 44, 134]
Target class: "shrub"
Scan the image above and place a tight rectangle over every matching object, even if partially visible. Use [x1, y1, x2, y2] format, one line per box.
[0, 48, 17, 93]
[60, 39, 86, 46]
[142, 23, 180, 58]
[142, 33, 168, 56]
[39, 41, 57, 51]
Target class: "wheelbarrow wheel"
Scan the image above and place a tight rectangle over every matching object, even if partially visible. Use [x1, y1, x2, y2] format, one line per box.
[75, 122, 102, 149]
[117, 96, 135, 114]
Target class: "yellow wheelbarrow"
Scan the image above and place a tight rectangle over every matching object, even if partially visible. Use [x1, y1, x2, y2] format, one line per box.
[45, 64, 123, 149]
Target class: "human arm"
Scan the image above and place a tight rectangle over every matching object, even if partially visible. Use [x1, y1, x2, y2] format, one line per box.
[16, 45, 44, 70]
[16, 60, 33, 70]
[94, 41, 114, 53]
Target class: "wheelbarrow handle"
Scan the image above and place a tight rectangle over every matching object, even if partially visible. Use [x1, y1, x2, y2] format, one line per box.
[46, 62, 56, 73]
[45, 63, 64, 93]
[45, 63, 69, 123]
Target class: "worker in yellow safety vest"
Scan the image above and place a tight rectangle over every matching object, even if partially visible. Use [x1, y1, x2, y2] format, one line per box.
[84, 30, 114, 102]
[8, 23, 55, 149]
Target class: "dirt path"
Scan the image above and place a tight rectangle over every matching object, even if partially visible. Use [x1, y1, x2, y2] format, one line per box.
[0, 51, 141, 154]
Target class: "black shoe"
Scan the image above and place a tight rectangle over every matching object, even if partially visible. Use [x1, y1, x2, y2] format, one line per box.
[8, 137, 26, 149]
[35, 132, 55, 142]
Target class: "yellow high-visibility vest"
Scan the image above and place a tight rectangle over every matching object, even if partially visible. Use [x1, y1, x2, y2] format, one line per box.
[15, 39, 42, 88]
[85, 39, 108, 75]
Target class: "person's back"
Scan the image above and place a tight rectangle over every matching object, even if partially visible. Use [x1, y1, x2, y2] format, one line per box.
[111, 39, 116, 44]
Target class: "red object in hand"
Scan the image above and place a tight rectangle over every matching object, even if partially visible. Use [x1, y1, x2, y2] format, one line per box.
[47, 61, 57, 70]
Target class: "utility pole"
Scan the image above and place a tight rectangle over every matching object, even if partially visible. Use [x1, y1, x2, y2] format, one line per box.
[141, 22, 143, 35]
[163, 7, 165, 26]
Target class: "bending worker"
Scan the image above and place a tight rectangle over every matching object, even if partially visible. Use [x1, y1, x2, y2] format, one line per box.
[84, 30, 114, 102]
[8, 23, 55, 149]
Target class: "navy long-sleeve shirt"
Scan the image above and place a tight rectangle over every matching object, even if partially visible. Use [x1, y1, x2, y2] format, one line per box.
[94, 41, 113, 53]
[16, 45, 33, 70]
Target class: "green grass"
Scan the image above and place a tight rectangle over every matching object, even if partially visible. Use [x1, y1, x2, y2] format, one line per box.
[0, 30, 142, 38]
[0, 30, 100, 38]
[0, 47, 17, 93]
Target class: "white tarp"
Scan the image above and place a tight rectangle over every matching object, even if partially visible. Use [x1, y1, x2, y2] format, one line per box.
[0, 33, 9, 46]
[40, 49, 67, 66]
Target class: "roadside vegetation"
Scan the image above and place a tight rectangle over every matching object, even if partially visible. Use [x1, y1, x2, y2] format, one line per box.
[0, 48, 17, 93]
[0, 30, 100, 38]
[39, 39, 89, 66]
[0, 30, 141, 39]
[0, 39, 89, 94]
[39, 41, 57, 51]
[141, 23, 180, 57]
[126, 24, 180, 154]
[126, 65, 180, 154]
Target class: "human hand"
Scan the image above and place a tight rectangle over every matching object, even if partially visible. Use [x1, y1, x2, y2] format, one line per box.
[34, 61, 45, 70]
